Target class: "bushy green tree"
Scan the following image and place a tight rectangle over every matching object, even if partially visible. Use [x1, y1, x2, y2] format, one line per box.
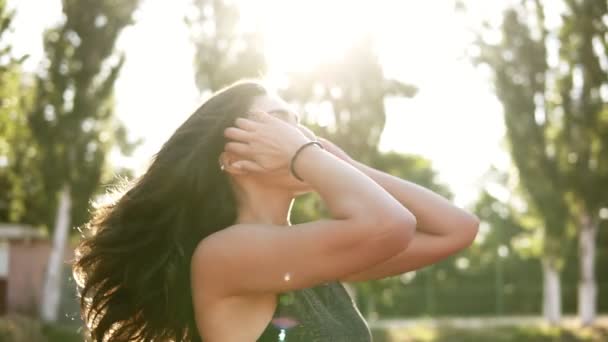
[477, 0, 608, 324]
[476, 2, 573, 323]
[282, 36, 417, 164]
[0, 0, 39, 225]
[188, 0, 266, 93]
[554, 0, 608, 325]
[30, 0, 141, 321]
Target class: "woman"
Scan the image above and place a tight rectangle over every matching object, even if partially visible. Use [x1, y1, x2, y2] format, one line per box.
[73, 80, 479, 341]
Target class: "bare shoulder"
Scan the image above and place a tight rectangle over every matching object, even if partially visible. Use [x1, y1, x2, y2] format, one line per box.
[190, 224, 245, 301]
[191, 223, 276, 266]
[190, 224, 272, 274]
[190, 224, 246, 276]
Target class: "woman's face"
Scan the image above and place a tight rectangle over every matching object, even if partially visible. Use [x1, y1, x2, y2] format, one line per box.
[236, 93, 316, 195]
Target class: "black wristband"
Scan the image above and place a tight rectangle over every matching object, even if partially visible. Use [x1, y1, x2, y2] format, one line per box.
[289, 141, 324, 181]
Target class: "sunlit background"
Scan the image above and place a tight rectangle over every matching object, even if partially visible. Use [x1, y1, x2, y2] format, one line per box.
[9, 0, 510, 207]
[2, 0, 607, 340]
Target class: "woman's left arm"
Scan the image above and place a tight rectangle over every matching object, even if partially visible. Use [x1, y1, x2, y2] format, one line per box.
[317, 137, 480, 282]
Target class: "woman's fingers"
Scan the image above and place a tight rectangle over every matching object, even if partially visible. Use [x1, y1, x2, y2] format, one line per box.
[234, 159, 266, 173]
[248, 111, 274, 123]
[225, 142, 252, 156]
[224, 127, 253, 143]
[234, 117, 261, 132]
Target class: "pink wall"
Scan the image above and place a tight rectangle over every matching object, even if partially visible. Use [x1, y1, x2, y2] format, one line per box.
[7, 239, 74, 315]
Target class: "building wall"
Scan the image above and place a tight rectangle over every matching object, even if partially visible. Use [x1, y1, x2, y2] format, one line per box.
[7, 239, 75, 315]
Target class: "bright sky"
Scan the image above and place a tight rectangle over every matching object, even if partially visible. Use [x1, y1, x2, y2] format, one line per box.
[8, 0, 511, 208]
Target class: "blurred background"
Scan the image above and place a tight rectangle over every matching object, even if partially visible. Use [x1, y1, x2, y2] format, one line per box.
[0, 0, 607, 341]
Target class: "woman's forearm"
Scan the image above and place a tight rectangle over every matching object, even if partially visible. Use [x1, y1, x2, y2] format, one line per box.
[293, 145, 416, 226]
[349, 159, 479, 236]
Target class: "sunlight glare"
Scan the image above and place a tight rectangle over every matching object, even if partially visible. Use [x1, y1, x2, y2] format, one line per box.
[238, 0, 378, 73]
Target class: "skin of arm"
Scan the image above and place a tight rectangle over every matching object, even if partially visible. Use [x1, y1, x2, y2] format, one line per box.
[316, 136, 480, 282]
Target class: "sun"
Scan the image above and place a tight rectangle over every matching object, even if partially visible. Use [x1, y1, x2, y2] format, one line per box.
[237, 0, 379, 74]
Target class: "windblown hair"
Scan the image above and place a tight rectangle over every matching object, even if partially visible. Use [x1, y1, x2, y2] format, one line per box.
[72, 80, 268, 341]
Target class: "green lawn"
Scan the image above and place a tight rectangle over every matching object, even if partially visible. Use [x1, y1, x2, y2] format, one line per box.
[370, 316, 608, 342]
[2, 314, 608, 342]
[0, 315, 82, 342]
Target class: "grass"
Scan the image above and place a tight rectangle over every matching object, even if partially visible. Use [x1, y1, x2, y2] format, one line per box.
[370, 316, 608, 342]
[2, 314, 608, 341]
[0, 314, 82, 342]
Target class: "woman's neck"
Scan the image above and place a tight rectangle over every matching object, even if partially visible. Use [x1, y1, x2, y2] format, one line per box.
[232, 178, 295, 226]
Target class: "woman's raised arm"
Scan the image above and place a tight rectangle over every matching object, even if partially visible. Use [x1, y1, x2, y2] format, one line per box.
[191, 112, 417, 296]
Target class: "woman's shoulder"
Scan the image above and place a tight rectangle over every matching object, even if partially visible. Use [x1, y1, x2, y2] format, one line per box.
[191, 223, 249, 263]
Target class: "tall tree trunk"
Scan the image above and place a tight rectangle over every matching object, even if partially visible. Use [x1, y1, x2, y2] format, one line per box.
[40, 185, 71, 322]
[542, 258, 561, 324]
[578, 213, 598, 326]
[366, 295, 377, 322]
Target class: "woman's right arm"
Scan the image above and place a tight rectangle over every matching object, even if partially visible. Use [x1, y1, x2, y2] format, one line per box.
[191, 112, 416, 295]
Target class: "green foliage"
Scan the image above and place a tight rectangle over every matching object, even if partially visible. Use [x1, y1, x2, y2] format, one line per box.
[554, 0, 608, 220]
[0, 315, 82, 342]
[473, 1, 608, 322]
[0, 0, 42, 224]
[476, 0, 608, 264]
[471, 168, 553, 262]
[26, 0, 141, 232]
[475, 3, 572, 263]
[188, 0, 266, 92]
[0, 72, 41, 224]
[0, 315, 46, 342]
[40, 323, 83, 342]
[370, 151, 451, 199]
[281, 36, 417, 164]
[358, 163, 606, 318]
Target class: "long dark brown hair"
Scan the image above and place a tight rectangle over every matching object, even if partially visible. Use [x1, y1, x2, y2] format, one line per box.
[72, 80, 268, 341]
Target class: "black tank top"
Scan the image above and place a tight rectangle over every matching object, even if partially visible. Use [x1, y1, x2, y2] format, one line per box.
[257, 281, 372, 341]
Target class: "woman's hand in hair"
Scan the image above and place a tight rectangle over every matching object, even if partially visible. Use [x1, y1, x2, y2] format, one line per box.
[223, 111, 311, 173]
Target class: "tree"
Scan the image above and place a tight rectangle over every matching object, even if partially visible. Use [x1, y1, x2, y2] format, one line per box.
[471, 167, 550, 316]
[0, 0, 40, 225]
[281, 35, 417, 164]
[554, 0, 608, 325]
[478, 0, 608, 324]
[476, 3, 572, 323]
[30, 0, 141, 322]
[188, 0, 266, 93]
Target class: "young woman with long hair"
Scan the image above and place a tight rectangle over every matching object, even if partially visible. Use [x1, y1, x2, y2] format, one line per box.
[72, 80, 479, 341]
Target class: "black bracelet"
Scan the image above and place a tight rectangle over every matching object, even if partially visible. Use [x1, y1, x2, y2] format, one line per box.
[289, 141, 324, 181]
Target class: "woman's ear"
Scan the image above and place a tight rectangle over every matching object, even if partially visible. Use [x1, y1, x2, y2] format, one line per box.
[219, 151, 249, 175]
